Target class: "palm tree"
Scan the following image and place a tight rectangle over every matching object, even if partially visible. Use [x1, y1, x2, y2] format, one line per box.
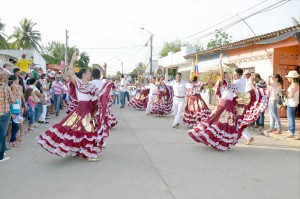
[291, 17, 300, 26]
[9, 18, 42, 51]
[0, 18, 8, 49]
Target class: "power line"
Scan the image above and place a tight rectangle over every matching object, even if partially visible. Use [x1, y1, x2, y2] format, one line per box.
[124, 46, 146, 63]
[181, 0, 269, 41]
[78, 45, 144, 50]
[185, 0, 291, 45]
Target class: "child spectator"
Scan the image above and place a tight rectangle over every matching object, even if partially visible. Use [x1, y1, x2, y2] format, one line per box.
[24, 88, 37, 133]
[9, 85, 22, 147]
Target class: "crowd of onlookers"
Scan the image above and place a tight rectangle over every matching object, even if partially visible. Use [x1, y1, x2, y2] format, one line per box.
[231, 69, 299, 140]
[0, 54, 70, 162]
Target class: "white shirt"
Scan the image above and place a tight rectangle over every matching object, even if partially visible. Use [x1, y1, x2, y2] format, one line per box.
[233, 77, 246, 94]
[245, 77, 254, 92]
[120, 78, 129, 92]
[90, 79, 105, 91]
[145, 83, 158, 95]
[169, 80, 188, 97]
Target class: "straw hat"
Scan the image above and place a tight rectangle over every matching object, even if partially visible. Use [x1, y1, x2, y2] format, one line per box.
[285, 70, 299, 78]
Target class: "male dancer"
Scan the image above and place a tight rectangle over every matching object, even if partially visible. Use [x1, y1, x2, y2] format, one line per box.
[145, 77, 158, 115]
[233, 68, 255, 145]
[169, 72, 188, 128]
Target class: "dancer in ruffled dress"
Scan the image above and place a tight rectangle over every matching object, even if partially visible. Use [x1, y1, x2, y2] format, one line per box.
[128, 80, 150, 111]
[188, 54, 269, 151]
[37, 52, 114, 161]
[150, 78, 173, 116]
[183, 76, 211, 126]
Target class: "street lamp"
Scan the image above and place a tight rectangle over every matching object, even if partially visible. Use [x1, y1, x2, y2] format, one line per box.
[140, 27, 153, 76]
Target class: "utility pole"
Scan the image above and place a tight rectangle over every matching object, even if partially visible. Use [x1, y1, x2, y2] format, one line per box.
[150, 34, 153, 76]
[65, 30, 69, 67]
[140, 27, 153, 76]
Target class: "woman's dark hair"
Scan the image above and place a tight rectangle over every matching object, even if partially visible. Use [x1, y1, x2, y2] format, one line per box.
[292, 78, 299, 83]
[77, 69, 88, 79]
[8, 75, 18, 81]
[13, 68, 20, 74]
[273, 74, 283, 86]
[192, 76, 198, 82]
[41, 73, 46, 79]
[28, 78, 36, 85]
[254, 73, 261, 80]
[176, 72, 182, 76]
[8, 75, 18, 87]
[24, 88, 34, 101]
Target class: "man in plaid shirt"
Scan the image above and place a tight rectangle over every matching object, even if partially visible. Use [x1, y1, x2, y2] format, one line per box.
[0, 69, 16, 162]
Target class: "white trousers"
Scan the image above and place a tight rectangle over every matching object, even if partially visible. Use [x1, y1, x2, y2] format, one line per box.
[146, 95, 156, 114]
[242, 128, 253, 140]
[39, 105, 47, 122]
[173, 97, 185, 126]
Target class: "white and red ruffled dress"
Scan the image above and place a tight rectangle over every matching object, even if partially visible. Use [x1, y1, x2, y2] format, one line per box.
[187, 80, 269, 151]
[150, 83, 173, 116]
[37, 77, 114, 159]
[183, 83, 211, 126]
[128, 87, 150, 110]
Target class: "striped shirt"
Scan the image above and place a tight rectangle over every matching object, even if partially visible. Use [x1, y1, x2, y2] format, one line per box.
[0, 84, 16, 116]
[52, 81, 64, 95]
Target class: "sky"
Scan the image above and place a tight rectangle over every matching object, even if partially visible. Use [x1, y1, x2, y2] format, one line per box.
[1, 0, 299, 75]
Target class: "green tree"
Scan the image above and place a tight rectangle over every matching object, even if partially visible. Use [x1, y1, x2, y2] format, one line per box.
[159, 40, 182, 57]
[9, 18, 42, 51]
[129, 62, 147, 76]
[0, 19, 8, 49]
[115, 71, 122, 80]
[77, 52, 90, 68]
[42, 41, 90, 68]
[206, 30, 232, 50]
[291, 16, 300, 26]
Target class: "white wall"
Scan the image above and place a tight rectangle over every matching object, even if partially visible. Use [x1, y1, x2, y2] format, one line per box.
[0, 49, 46, 72]
[158, 46, 196, 68]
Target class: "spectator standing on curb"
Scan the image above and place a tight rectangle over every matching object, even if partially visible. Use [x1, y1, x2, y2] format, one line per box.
[0, 70, 16, 163]
[266, 74, 283, 134]
[284, 70, 299, 139]
[51, 74, 63, 116]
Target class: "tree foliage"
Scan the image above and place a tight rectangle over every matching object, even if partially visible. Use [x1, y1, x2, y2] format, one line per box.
[129, 62, 147, 76]
[0, 18, 8, 49]
[291, 16, 300, 26]
[42, 41, 90, 68]
[159, 40, 182, 57]
[9, 18, 42, 52]
[206, 30, 232, 50]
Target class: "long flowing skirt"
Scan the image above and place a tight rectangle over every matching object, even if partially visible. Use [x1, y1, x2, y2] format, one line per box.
[188, 88, 269, 151]
[183, 94, 211, 126]
[128, 89, 150, 110]
[37, 101, 104, 159]
[150, 86, 173, 116]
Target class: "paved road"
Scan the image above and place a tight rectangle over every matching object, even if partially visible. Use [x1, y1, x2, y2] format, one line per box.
[1, 106, 299, 199]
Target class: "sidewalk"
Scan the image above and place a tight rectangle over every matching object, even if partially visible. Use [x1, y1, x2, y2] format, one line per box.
[261, 116, 300, 147]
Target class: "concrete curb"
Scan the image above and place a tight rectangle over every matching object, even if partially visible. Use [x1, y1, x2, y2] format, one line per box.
[261, 130, 300, 147]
